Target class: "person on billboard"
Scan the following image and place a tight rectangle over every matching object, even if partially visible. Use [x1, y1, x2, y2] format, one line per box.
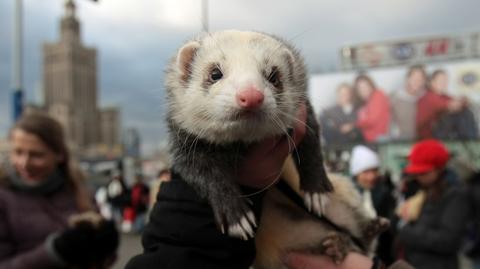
[390, 65, 427, 141]
[320, 83, 364, 145]
[417, 69, 478, 139]
[354, 74, 391, 143]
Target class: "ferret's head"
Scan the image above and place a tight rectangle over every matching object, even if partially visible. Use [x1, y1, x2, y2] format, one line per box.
[165, 30, 307, 144]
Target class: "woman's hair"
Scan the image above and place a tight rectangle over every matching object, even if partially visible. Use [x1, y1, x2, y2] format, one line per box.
[406, 64, 427, 79]
[353, 74, 377, 105]
[430, 69, 446, 80]
[4, 112, 94, 211]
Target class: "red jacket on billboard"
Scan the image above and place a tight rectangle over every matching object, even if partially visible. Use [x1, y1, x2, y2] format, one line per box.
[356, 90, 391, 142]
[416, 90, 451, 139]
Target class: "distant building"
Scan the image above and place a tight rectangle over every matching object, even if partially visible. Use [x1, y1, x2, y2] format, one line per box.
[100, 107, 120, 148]
[23, 103, 45, 115]
[123, 128, 141, 158]
[42, 0, 121, 156]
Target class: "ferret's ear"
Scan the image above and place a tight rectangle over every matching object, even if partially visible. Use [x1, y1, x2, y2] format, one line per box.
[177, 41, 200, 82]
[282, 48, 296, 76]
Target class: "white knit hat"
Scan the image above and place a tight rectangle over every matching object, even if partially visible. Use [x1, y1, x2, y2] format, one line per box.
[349, 145, 380, 176]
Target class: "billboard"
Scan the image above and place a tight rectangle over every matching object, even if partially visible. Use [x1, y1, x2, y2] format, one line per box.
[309, 59, 480, 146]
[340, 32, 480, 70]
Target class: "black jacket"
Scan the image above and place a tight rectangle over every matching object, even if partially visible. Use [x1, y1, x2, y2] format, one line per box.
[398, 183, 469, 269]
[126, 171, 263, 269]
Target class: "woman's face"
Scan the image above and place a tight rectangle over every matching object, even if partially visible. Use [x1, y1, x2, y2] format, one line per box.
[356, 168, 379, 190]
[407, 70, 426, 95]
[415, 169, 440, 188]
[356, 80, 374, 101]
[9, 128, 63, 183]
[430, 73, 448, 94]
[337, 86, 353, 106]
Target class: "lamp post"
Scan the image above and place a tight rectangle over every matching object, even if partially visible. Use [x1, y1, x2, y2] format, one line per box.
[202, 0, 208, 32]
[12, 0, 23, 122]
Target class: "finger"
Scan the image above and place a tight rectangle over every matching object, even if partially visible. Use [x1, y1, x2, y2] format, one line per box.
[283, 252, 336, 269]
[292, 102, 307, 147]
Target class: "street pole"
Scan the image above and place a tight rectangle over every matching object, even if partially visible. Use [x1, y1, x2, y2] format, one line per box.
[12, 0, 24, 122]
[201, 0, 208, 32]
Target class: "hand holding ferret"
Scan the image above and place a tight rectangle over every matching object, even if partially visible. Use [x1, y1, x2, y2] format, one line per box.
[236, 102, 307, 189]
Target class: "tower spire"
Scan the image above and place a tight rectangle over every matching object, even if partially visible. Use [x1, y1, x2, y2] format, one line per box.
[61, 0, 80, 44]
[65, 0, 76, 18]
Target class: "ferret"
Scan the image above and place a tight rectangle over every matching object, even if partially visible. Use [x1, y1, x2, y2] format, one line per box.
[165, 30, 332, 239]
[164, 30, 388, 265]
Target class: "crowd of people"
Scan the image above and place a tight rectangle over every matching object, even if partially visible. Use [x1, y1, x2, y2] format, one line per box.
[320, 65, 479, 145]
[347, 140, 480, 269]
[95, 168, 171, 234]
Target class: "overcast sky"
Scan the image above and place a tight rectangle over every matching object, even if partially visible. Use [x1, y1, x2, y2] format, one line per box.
[1, 0, 480, 154]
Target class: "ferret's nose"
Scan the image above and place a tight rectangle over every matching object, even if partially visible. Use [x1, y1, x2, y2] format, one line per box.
[236, 87, 264, 110]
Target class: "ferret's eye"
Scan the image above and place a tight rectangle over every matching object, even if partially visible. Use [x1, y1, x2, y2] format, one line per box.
[209, 68, 223, 82]
[267, 67, 282, 88]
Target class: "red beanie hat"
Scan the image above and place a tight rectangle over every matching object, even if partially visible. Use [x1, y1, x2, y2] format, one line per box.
[404, 139, 450, 174]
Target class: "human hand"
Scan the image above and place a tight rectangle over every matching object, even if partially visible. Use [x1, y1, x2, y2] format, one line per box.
[282, 252, 373, 269]
[53, 219, 119, 267]
[340, 123, 354, 134]
[447, 99, 463, 112]
[236, 103, 307, 189]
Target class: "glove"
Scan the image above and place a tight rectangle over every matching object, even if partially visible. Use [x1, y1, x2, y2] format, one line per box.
[53, 219, 119, 267]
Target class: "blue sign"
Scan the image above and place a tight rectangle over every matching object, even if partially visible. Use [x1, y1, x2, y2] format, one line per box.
[391, 43, 415, 61]
[12, 90, 23, 122]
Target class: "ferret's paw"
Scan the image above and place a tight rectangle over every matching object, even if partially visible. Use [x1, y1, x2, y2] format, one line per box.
[212, 200, 256, 240]
[364, 217, 390, 240]
[226, 211, 256, 240]
[321, 233, 350, 265]
[303, 192, 329, 217]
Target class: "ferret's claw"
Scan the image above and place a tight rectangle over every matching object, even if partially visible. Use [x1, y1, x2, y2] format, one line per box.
[228, 224, 247, 240]
[240, 216, 254, 238]
[304, 192, 313, 212]
[312, 192, 322, 217]
[226, 210, 256, 240]
[306, 192, 329, 217]
[246, 211, 257, 228]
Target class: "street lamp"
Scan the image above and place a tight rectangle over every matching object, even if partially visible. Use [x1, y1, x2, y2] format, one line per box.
[12, 0, 23, 122]
[202, 0, 208, 32]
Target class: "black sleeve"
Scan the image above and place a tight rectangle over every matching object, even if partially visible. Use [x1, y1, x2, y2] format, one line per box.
[125, 172, 256, 269]
[399, 187, 470, 254]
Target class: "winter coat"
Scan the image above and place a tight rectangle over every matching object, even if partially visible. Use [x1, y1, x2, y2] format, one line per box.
[320, 105, 363, 144]
[390, 89, 423, 140]
[356, 90, 391, 142]
[416, 90, 451, 139]
[0, 178, 79, 269]
[126, 170, 263, 269]
[355, 177, 398, 265]
[398, 183, 470, 269]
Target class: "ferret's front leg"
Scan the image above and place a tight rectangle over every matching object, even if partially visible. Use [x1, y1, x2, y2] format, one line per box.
[176, 156, 257, 240]
[293, 101, 333, 216]
[206, 176, 257, 240]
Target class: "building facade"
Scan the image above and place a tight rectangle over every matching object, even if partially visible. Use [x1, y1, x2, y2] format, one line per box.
[42, 0, 121, 156]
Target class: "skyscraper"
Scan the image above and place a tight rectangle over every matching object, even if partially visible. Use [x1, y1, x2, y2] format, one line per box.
[43, 0, 99, 149]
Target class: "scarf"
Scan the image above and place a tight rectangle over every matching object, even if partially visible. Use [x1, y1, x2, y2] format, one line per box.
[6, 164, 65, 195]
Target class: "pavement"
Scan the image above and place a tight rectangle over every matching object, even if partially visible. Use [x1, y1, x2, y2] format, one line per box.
[112, 233, 143, 269]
